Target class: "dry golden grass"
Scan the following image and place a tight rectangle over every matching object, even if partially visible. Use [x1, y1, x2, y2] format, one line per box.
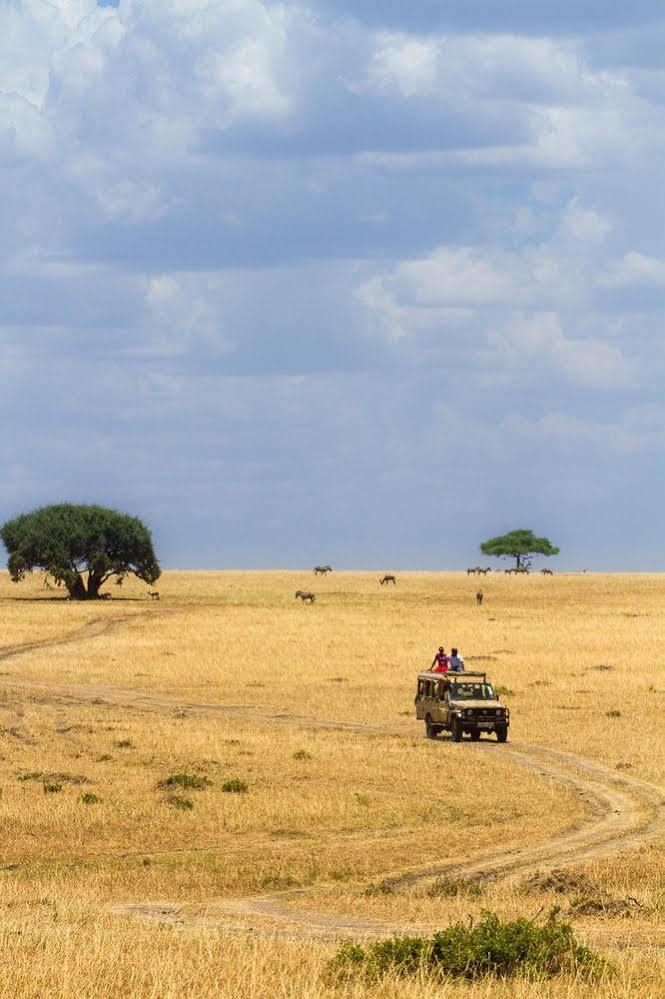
[0, 570, 663, 997]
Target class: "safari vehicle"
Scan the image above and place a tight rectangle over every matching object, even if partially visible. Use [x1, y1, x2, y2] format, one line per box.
[415, 671, 509, 743]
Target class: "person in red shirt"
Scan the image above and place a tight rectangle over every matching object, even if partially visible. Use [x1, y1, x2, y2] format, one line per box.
[431, 646, 449, 672]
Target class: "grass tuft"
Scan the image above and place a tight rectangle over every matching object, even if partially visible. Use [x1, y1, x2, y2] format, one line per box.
[163, 794, 194, 811]
[221, 778, 248, 794]
[156, 773, 212, 791]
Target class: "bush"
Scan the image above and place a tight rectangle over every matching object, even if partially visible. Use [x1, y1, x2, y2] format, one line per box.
[157, 773, 211, 791]
[43, 782, 62, 794]
[292, 749, 312, 760]
[81, 792, 102, 805]
[327, 909, 609, 982]
[221, 779, 248, 794]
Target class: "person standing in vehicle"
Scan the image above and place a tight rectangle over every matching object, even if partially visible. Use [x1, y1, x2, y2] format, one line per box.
[448, 648, 465, 672]
[431, 646, 449, 672]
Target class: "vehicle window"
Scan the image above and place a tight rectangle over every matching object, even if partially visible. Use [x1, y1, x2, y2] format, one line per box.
[449, 683, 496, 701]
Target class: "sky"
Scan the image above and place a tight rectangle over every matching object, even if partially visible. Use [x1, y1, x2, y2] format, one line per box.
[1, 0, 665, 570]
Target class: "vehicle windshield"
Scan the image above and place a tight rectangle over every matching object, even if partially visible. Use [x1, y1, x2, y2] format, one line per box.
[449, 682, 495, 701]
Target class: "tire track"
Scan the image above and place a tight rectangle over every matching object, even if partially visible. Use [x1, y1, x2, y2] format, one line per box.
[1, 614, 664, 943]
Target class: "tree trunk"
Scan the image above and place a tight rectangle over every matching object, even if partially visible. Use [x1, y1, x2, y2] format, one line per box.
[67, 574, 87, 600]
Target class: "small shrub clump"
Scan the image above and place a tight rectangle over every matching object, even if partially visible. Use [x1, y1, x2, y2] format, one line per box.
[292, 749, 312, 760]
[327, 909, 610, 983]
[606, 709, 622, 718]
[157, 773, 212, 791]
[114, 739, 133, 749]
[43, 782, 62, 794]
[81, 792, 102, 805]
[221, 779, 248, 794]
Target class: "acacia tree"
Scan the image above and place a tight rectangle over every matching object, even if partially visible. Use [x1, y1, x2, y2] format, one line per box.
[0, 503, 161, 600]
[480, 529, 559, 570]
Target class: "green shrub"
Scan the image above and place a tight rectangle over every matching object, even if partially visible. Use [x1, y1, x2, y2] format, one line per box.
[221, 779, 248, 794]
[43, 782, 62, 794]
[81, 792, 102, 805]
[157, 773, 211, 791]
[327, 909, 609, 982]
[292, 749, 312, 760]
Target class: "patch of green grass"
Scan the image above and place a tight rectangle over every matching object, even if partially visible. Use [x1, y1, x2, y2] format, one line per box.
[156, 773, 212, 791]
[327, 909, 610, 983]
[221, 778, 248, 794]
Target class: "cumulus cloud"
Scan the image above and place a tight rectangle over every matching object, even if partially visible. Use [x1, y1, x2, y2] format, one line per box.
[1, 0, 665, 566]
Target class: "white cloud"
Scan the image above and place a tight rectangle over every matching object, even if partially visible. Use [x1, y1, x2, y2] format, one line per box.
[599, 251, 665, 288]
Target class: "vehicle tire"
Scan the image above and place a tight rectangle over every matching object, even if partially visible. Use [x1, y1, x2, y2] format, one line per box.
[425, 715, 437, 739]
[470, 729, 481, 741]
[496, 725, 508, 743]
[451, 718, 462, 743]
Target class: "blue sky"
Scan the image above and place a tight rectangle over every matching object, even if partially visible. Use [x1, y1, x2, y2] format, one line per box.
[1, 0, 665, 570]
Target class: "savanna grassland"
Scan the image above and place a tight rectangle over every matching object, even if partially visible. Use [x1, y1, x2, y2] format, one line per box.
[0, 570, 663, 997]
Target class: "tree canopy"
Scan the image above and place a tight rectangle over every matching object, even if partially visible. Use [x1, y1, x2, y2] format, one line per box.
[0, 503, 161, 599]
[480, 529, 559, 569]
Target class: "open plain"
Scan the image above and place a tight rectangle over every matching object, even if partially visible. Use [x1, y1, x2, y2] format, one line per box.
[0, 570, 663, 997]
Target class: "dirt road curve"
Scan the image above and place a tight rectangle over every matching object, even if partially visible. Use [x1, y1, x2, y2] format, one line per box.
[2, 613, 664, 942]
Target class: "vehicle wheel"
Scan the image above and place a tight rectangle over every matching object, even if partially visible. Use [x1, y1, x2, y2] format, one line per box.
[470, 729, 481, 741]
[451, 718, 462, 743]
[425, 715, 437, 739]
[496, 725, 508, 743]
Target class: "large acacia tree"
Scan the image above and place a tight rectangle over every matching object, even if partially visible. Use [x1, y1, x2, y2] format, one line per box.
[480, 529, 559, 570]
[0, 503, 161, 599]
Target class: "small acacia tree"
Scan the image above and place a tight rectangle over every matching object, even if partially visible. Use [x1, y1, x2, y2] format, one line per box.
[0, 503, 161, 600]
[480, 529, 559, 570]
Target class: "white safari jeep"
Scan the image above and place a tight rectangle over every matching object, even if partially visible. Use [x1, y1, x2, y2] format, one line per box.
[415, 671, 509, 742]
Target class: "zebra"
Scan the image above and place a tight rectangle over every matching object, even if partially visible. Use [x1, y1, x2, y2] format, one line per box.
[313, 565, 332, 575]
[379, 574, 397, 585]
[295, 590, 316, 603]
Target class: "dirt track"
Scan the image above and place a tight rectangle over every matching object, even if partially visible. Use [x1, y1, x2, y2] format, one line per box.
[2, 612, 664, 942]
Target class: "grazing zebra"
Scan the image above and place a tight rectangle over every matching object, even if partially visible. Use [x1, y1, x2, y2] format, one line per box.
[478, 567, 492, 575]
[313, 565, 332, 575]
[380, 574, 397, 585]
[541, 568, 554, 575]
[467, 566, 481, 576]
[295, 590, 316, 603]
[147, 590, 160, 600]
